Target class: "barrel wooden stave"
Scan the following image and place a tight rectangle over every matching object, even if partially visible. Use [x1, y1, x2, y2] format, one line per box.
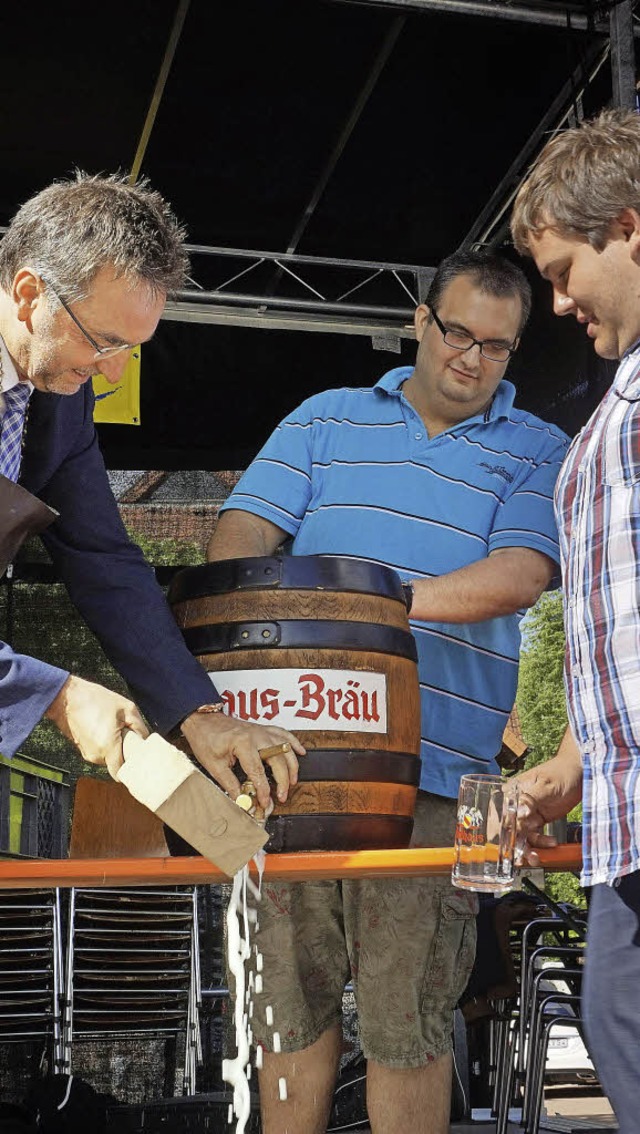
[171, 588, 410, 631]
[272, 780, 416, 818]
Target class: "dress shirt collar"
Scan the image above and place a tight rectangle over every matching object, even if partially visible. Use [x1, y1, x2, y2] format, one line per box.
[0, 336, 33, 397]
[613, 340, 640, 398]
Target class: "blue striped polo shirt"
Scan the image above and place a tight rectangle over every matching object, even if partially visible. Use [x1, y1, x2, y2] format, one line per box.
[221, 366, 569, 798]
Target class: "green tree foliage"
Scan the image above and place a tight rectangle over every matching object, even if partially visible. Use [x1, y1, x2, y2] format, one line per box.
[517, 590, 567, 767]
[124, 527, 202, 567]
[517, 591, 586, 909]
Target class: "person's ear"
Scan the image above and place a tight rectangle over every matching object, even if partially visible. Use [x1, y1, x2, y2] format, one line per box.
[13, 269, 43, 325]
[414, 304, 430, 343]
[616, 208, 640, 262]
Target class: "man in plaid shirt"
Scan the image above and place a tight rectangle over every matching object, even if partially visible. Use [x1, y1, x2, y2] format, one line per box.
[510, 108, 640, 1134]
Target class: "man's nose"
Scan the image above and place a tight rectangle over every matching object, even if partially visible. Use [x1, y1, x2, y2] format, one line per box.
[553, 291, 575, 317]
[96, 349, 133, 385]
[460, 340, 482, 363]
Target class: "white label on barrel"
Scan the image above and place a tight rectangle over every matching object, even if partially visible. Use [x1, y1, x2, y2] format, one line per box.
[207, 669, 388, 732]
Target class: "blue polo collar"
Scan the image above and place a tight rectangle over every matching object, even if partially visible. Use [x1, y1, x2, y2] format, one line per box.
[375, 366, 516, 423]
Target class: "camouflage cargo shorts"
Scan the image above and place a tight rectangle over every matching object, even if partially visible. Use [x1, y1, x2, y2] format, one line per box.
[238, 791, 478, 1067]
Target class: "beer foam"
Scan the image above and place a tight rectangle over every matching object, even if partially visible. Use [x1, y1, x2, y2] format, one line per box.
[222, 866, 252, 1133]
[223, 848, 288, 1130]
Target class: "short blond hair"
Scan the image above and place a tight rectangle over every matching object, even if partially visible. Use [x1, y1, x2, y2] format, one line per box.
[510, 108, 640, 255]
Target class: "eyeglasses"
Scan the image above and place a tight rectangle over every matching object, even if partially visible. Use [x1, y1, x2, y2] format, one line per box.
[42, 277, 135, 360]
[430, 307, 517, 363]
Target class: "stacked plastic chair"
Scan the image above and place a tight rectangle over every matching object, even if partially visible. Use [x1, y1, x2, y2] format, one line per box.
[462, 891, 545, 1117]
[493, 896, 589, 1134]
[62, 885, 202, 1093]
[0, 888, 64, 1069]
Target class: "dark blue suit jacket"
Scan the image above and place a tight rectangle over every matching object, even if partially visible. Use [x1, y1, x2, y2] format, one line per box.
[0, 383, 216, 756]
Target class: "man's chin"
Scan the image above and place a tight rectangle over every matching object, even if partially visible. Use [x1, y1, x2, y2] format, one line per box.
[444, 381, 482, 405]
[36, 372, 93, 396]
[591, 332, 619, 361]
[593, 345, 618, 360]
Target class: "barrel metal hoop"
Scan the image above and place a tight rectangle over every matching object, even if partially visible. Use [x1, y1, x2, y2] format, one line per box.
[168, 555, 406, 604]
[265, 813, 415, 853]
[182, 619, 418, 662]
[297, 749, 421, 786]
[163, 813, 415, 857]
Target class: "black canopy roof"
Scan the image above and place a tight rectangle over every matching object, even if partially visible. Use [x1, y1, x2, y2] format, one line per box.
[1, 0, 636, 467]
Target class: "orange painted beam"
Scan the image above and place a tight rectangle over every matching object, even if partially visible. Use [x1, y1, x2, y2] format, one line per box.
[0, 843, 582, 889]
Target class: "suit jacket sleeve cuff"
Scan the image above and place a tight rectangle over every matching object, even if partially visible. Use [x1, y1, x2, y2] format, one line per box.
[0, 644, 69, 758]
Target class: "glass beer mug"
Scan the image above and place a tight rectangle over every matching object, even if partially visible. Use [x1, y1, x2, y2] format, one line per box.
[452, 773, 520, 893]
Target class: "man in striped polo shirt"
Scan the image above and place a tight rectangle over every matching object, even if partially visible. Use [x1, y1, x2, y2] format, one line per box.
[208, 250, 568, 1134]
[511, 108, 640, 1134]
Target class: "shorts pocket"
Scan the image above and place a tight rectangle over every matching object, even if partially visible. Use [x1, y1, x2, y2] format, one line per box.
[421, 889, 478, 1013]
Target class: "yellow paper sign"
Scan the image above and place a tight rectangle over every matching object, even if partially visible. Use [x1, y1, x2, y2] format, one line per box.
[92, 347, 141, 425]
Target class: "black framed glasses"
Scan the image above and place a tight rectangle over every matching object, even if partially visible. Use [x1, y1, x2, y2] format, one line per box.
[430, 307, 517, 363]
[42, 277, 135, 360]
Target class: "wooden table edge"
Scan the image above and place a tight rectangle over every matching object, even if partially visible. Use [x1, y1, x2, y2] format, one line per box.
[0, 844, 582, 888]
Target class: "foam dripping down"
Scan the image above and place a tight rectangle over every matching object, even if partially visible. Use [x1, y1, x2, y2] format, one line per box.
[222, 847, 287, 1132]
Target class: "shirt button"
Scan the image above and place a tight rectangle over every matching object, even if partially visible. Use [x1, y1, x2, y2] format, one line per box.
[414, 432, 423, 440]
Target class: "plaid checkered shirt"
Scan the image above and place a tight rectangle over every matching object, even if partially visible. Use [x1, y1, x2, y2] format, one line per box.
[555, 340, 640, 886]
[0, 380, 31, 482]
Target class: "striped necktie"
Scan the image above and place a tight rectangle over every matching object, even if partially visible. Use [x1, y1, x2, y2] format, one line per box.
[0, 382, 31, 482]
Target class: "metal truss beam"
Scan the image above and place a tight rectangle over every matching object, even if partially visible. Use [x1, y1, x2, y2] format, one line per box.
[332, 0, 640, 34]
[129, 0, 191, 185]
[184, 242, 430, 273]
[172, 287, 414, 321]
[285, 15, 406, 255]
[161, 244, 434, 343]
[480, 0, 638, 250]
[460, 38, 610, 250]
[610, 0, 637, 107]
[162, 300, 416, 343]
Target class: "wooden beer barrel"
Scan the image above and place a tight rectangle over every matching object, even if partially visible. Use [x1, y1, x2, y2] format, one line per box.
[168, 555, 421, 852]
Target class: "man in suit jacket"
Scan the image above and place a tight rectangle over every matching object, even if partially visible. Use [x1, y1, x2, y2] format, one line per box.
[0, 171, 301, 801]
